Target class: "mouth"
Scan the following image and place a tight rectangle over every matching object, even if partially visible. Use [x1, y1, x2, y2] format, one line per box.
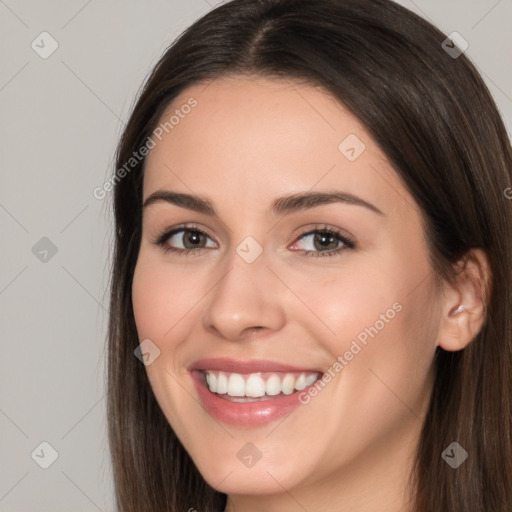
[188, 358, 325, 426]
[199, 370, 322, 402]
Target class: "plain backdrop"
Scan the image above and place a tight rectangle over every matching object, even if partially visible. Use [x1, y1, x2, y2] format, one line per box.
[1, 0, 511, 510]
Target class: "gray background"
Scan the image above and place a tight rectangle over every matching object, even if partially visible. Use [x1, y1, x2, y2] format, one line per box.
[1, 1, 510, 510]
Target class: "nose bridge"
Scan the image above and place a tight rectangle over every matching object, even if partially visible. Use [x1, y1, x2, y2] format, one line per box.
[202, 238, 285, 340]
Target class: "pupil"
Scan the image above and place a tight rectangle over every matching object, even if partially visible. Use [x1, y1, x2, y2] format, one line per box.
[316, 233, 335, 249]
[185, 231, 203, 248]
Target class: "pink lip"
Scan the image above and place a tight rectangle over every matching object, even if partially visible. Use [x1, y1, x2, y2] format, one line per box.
[188, 358, 323, 427]
[188, 357, 322, 374]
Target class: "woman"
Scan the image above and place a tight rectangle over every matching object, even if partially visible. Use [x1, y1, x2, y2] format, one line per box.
[106, 0, 512, 511]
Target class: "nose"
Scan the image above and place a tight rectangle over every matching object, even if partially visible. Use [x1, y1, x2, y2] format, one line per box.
[201, 248, 286, 341]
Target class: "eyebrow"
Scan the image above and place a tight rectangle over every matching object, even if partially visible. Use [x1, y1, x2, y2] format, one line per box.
[142, 190, 384, 216]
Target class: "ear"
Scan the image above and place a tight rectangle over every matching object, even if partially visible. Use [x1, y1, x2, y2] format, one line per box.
[436, 248, 491, 352]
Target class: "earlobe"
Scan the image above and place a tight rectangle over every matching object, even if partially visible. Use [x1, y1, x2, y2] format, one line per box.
[436, 248, 491, 352]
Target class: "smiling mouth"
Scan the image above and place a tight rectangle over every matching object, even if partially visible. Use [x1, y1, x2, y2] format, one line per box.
[199, 370, 322, 402]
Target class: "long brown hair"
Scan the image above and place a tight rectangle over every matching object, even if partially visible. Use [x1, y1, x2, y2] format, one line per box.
[106, 1, 512, 510]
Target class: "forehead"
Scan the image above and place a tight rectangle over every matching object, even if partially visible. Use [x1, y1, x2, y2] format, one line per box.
[142, 75, 413, 219]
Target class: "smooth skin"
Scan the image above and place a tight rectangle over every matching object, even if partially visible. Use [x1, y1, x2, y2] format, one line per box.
[131, 76, 488, 512]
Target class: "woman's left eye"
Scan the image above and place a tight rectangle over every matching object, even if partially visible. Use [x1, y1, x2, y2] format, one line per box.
[153, 224, 355, 257]
[289, 227, 355, 257]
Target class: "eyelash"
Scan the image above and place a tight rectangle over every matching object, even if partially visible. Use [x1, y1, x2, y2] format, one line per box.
[153, 223, 356, 258]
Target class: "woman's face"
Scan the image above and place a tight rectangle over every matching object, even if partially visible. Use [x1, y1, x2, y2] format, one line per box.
[132, 76, 442, 501]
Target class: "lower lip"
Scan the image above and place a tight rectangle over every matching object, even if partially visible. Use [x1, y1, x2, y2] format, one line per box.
[190, 370, 317, 427]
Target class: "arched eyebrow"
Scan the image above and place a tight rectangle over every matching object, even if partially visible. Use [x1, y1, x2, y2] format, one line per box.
[142, 190, 384, 216]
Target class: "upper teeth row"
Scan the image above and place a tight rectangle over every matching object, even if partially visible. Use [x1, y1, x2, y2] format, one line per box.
[204, 371, 320, 397]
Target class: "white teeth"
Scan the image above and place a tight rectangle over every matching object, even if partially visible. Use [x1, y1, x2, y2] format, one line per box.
[305, 374, 318, 387]
[265, 374, 282, 396]
[216, 372, 228, 394]
[227, 374, 245, 396]
[281, 374, 295, 395]
[246, 375, 266, 397]
[203, 370, 320, 397]
[206, 372, 217, 393]
[295, 373, 306, 390]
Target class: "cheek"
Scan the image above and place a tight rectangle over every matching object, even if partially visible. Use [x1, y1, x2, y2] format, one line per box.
[131, 256, 197, 418]
[131, 254, 203, 341]
[296, 250, 438, 383]
[131, 259, 167, 340]
[285, 258, 403, 355]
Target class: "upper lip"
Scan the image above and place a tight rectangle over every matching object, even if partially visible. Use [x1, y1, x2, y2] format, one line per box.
[188, 358, 323, 374]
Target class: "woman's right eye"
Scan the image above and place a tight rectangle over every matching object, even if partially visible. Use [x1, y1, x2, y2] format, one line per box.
[154, 226, 217, 255]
